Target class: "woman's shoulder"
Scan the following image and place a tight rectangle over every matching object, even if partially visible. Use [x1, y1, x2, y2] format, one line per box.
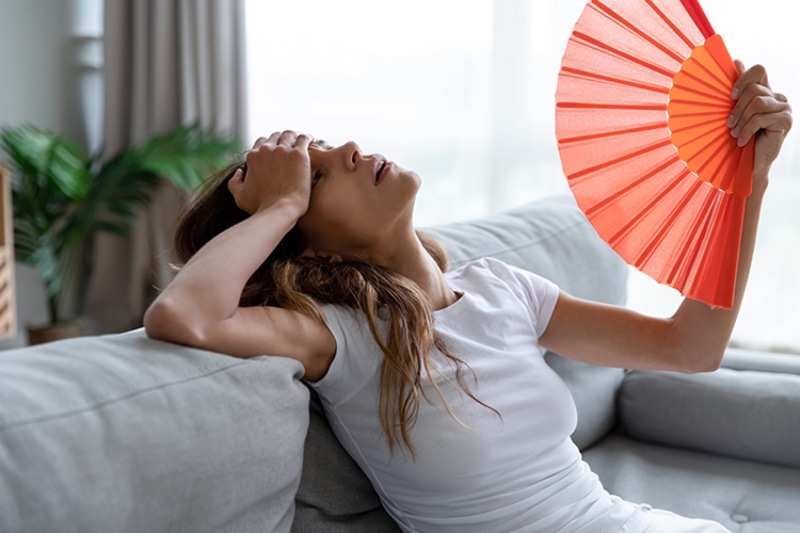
[449, 257, 559, 309]
[445, 257, 528, 300]
[448, 256, 537, 284]
[317, 303, 382, 350]
[318, 303, 368, 331]
[448, 256, 507, 276]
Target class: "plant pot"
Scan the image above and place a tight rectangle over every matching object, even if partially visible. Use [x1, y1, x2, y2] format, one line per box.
[27, 319, 86, 346]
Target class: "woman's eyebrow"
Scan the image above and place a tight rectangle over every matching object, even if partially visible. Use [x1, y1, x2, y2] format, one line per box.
[311, 139, 332, 150]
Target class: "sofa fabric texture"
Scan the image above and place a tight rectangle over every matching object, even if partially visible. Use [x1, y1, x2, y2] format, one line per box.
[619, 368, 800, 468]
[0, 333, 309, 533]
[583, 434, 800, 531]
[1, 195, 798, 532]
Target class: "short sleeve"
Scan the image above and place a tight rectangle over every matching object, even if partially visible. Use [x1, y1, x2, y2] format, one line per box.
[307, 305, 382, 407]
[480, 258, 560, 337]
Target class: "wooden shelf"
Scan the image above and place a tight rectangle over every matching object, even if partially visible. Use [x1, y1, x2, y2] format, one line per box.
[0, 167, 16, 339]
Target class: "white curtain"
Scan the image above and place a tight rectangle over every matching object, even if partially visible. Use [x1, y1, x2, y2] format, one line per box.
[86, 0, 247, 334]
[245, 0, 800, 352]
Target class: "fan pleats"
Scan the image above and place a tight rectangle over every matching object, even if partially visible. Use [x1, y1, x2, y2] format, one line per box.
[556, 0, 755, 308]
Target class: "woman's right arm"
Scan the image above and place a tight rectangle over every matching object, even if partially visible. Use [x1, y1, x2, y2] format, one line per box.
[144, 131, 336, 380]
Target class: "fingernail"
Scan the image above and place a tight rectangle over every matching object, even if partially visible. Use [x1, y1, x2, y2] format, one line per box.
[737, 136, 747, 147]
[731, 126, 741, 138]
[726, 115, 736, 128]
[730, 88, 739, 99]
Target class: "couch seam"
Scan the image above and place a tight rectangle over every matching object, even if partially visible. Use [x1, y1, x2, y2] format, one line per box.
[0, 359, 262, 432]
[622, 370, 800, 402]
[447, 217, 589, 265]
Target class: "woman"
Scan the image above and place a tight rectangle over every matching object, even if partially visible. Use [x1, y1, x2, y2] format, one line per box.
[145, 62, 791, 532]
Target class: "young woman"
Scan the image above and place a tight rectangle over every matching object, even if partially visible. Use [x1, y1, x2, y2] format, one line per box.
[145, 62, 791, 532]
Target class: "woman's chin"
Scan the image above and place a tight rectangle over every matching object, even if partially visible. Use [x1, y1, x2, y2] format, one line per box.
[403, 167, 422, 191]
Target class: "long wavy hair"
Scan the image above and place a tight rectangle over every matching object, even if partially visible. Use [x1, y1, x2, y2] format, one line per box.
[173, 158, 494, 454]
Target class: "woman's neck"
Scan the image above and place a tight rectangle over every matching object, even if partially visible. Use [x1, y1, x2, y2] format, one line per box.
[381, 237, 457, 311]
[310, 227, 457, 310]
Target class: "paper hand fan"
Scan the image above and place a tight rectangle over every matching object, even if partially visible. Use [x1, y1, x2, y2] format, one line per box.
[555, 0, 754, 308]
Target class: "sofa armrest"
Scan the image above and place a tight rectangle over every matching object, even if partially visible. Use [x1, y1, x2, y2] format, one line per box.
[722, 347, 800, 376]
[618, 366, 800, 468]
[0, 330, 309, 533]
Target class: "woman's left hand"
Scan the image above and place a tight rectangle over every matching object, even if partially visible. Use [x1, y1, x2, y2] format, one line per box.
[542, 63, 792, 374]
[728, 61, 793, 179]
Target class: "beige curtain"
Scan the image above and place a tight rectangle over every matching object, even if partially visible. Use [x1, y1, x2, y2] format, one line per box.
[86, 0, 247, 334]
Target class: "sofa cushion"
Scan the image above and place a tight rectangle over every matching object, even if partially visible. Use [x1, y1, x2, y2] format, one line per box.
[293, 393, 402, 532]
[0, 330, 309, 533]
[293, 196, 630, 531]
[584, 434, 800, 532]
[723, 347, 800, 376]
[618, 367, 800, 468]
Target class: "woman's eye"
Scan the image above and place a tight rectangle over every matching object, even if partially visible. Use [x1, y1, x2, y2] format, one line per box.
[312, 170, 323, 187]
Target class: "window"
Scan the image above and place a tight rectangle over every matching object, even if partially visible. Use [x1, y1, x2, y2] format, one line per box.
[245, 0, 799, 353]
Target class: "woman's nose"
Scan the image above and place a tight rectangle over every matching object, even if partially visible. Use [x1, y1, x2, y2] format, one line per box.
[341, 141, 361, 169]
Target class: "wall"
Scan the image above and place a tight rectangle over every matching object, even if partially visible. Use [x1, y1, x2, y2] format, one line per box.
[0, 0, 89, 348]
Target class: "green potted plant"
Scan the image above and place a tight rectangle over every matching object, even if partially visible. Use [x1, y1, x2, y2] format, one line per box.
[1, 123, 242, 344]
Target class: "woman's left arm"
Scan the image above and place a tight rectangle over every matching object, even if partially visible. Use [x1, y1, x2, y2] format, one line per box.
[539, 62, 792, 373]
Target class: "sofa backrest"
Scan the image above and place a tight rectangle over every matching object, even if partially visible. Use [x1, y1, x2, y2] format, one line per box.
[0, 195, 629, 533]
[0, 331, 310, 533]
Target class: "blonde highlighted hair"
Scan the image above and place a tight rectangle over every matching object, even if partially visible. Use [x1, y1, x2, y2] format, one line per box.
[173, 159, 494, 453]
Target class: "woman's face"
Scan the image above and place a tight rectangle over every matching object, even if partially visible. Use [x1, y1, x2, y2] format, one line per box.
[296, 139, 421, 261]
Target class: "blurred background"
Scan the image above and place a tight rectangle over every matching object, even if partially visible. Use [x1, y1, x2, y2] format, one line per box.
[1, 0, 798, 353]
[244, 0, 800, 353]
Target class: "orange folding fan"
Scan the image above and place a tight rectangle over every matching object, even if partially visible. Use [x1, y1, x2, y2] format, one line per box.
[555, 0, 754, 308]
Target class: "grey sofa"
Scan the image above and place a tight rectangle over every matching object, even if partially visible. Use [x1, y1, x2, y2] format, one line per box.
[1, 196, 798, 532]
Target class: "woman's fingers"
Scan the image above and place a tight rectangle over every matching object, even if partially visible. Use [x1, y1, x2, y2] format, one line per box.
[247, 131, 307, 163]
[731, 63, 768, 99]
[731, 93, 792, 146]
[739, 92, 791, 135]
[252, 133, 279, 149]
[728, 64, 770, 126]
[294, 132, 313, 152]
[226, 168, 247, 209]
[232, 130, 316, 215]
[727, 64, 792, 144]
[726, 63, 793, 175]
[252, 130, 313, 150]
[277, 130, 297, 146]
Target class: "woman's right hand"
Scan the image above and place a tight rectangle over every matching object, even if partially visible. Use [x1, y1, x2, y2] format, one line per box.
[146, 128, 335, 375]
[227, 130, 314, 219]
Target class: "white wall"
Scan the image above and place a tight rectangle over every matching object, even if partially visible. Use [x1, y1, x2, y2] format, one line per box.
[0, 0, 79, 348]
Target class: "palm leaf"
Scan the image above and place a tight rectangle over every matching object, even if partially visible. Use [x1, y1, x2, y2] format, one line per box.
[28, 234, 61, 298]
[135, 123, 242, 191]
[2, 121, 242, 324]
[1, 125, 91, 199]
[71, 124, 241, 241]
[11, 219, 40, 264]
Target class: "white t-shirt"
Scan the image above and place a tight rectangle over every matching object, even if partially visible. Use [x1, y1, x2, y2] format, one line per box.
[310, 257, 651, 532]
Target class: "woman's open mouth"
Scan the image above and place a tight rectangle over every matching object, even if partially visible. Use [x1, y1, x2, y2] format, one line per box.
[375, 159, 389, 185]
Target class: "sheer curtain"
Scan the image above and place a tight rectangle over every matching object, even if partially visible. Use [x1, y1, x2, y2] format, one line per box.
[86, 0, 247, 334]
[245, 0, 799, 352]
